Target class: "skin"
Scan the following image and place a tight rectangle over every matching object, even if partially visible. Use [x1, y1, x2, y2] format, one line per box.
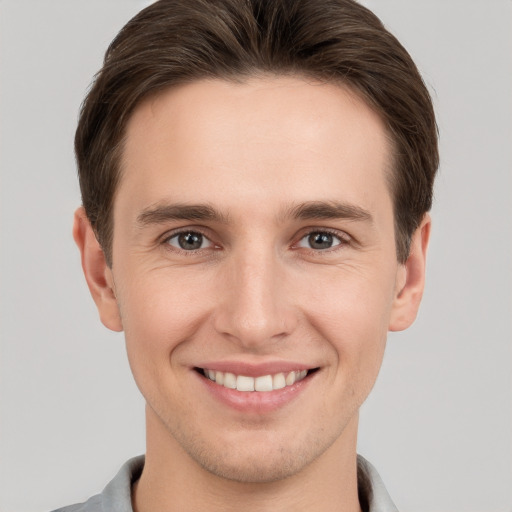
[74, 76, 430, 512]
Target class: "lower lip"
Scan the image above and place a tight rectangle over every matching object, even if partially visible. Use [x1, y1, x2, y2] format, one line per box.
[196, 371, 315, 414]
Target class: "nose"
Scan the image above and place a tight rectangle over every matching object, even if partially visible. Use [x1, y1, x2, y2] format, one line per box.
[212, 247, 298, 350]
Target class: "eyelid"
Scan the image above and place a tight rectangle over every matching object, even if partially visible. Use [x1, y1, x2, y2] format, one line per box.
[158, 225, 352, 253]
[161, 227, 217, 251]
[293, 227, 352, 250]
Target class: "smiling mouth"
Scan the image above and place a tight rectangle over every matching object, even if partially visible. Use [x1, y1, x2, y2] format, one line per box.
[196, 368, 318, 392]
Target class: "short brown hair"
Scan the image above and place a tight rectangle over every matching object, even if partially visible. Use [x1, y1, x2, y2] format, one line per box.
[76, 0, 438, 266]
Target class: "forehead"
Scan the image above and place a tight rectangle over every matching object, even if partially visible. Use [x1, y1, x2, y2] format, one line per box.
[118, 76, 393, 218]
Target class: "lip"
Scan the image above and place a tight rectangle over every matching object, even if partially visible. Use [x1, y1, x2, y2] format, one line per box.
[193, 360, 319, 414]
[194, 360, 313, 377]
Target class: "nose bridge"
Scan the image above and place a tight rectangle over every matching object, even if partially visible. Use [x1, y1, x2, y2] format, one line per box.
[213, 242, 296, 347]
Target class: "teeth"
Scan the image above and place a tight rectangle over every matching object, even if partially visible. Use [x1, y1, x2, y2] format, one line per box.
[202, 369, 310, 392]
[236, 375, 255, 391]
[255, 375, 273, 392]
[223, 372, 237, 389]
[272, 373, 286, 390]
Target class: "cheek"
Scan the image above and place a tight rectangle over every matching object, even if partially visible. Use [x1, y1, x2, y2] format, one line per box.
[116, 273, 216, 422]
[306, 263, 395, 329]
[116, 270, 212, 380]
[119, 265, 211, 331]
[302, 267, 395, 378]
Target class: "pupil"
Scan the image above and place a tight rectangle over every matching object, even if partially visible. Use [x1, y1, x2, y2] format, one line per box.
[309, 232, 333, 249]
[178, 232, 202, 250]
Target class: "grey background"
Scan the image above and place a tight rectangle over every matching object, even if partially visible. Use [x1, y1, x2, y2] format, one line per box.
[0, 1, 510, 511]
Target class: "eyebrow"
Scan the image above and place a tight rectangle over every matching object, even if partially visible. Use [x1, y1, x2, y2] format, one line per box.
[136, 200, 373, 227]
[285, 200, 373, 223]
[137, 203, 229, 226]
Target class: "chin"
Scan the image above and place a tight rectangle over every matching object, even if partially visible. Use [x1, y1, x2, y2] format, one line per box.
[173, 423, 339, 484]
[191, 443, 314, 483]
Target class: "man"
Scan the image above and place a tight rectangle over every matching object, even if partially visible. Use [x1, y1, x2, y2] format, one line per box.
[55, 0, 438, 510]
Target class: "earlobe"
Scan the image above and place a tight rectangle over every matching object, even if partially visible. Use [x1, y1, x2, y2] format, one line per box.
[73, 207, 123, 332]
[388, 213, 431, 332]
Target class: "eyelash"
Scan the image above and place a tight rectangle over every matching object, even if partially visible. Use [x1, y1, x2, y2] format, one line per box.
[163, 229, 216, 253]
[161, 228, 351, 254]
[294, 228, 351, 253]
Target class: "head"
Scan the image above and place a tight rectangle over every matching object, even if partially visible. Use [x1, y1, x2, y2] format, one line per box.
[76, 0, 438, 268]
[73, 0, 438, 486]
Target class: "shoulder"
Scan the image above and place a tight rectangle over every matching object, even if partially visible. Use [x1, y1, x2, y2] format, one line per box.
[51, 493, 103, 512]
[50, 456, 145, 512]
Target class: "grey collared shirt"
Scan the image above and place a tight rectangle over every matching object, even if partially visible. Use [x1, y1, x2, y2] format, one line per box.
[51, 454, 398, 512]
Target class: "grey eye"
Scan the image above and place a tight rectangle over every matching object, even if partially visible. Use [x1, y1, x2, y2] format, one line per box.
[167, 231, 212, 250]
[298, 232, 342, 250]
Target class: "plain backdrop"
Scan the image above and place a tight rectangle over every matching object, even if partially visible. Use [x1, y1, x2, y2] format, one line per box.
[0, 1, 511, 511]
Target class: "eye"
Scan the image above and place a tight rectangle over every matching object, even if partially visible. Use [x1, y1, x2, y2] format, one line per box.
[297, 231, 345, 250]
[166, 231, 213, 251]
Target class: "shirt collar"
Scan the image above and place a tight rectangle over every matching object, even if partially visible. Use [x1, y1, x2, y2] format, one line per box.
[100, 454, 398, 512]
[357, 455, 399, 512]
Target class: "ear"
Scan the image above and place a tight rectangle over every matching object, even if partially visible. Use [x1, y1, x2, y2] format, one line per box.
[389, 213, 431, 332]
[73, 207, 123, 332]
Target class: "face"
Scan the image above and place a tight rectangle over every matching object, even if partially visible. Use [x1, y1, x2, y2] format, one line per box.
[77, 76, 428, 483]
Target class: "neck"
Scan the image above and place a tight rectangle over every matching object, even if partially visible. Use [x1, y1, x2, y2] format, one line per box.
[133, 406, 362, 512]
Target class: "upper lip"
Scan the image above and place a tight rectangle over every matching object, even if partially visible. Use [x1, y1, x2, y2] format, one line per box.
[194, 360, 317, 377]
